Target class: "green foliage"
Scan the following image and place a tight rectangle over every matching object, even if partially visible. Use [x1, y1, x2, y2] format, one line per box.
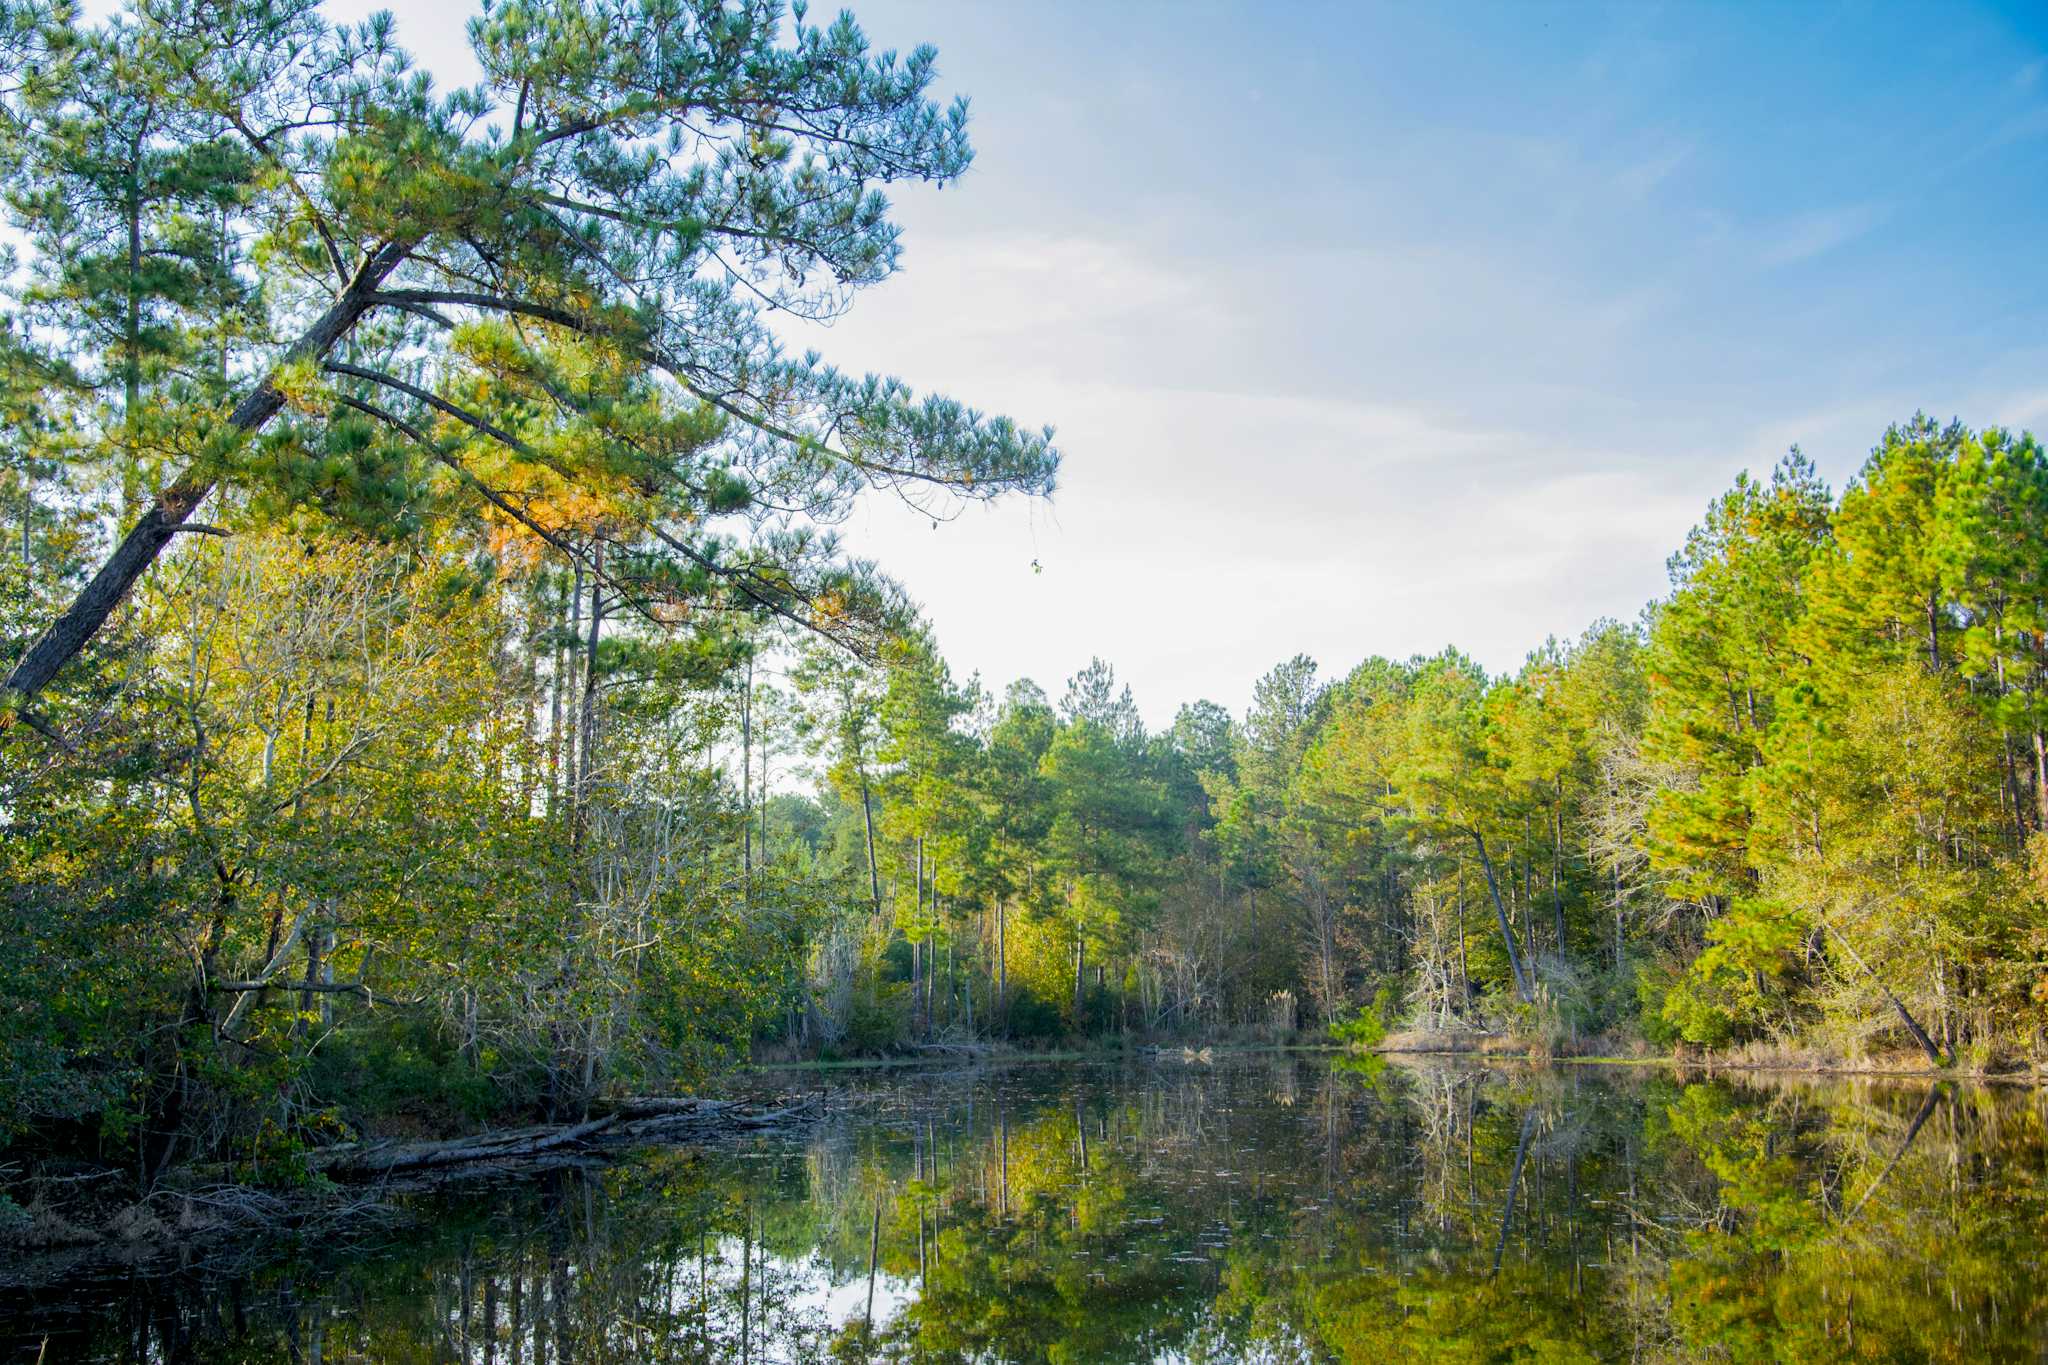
[1634, 959, 1685, 1049]
[1328, 1007, 1386, 1051]
[1001, 988, 1065, 1042]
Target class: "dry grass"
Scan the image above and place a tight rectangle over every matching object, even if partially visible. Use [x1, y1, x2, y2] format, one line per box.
[1378, 1029, 1488, 1055]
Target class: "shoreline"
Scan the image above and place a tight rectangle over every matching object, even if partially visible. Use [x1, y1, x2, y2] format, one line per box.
[752, 1035, 2048, 1087]
[1369, 1037, 2047, 1086]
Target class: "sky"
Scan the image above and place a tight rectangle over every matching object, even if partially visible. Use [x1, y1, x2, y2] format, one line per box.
[88, 0, 2048, 727]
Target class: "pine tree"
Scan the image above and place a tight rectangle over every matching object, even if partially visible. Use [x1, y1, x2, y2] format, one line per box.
[1642, 450, 1830, 909]
[3, 0, 1057, 723]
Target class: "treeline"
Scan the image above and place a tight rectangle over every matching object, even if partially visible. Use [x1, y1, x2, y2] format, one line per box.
[792, 418, 2048, 1070]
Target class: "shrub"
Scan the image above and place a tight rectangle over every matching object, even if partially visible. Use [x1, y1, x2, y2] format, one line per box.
[1329, 1006, 1386, 1052]
[841, 992, 905, 1056]
[1002, 988, 1064, 1043]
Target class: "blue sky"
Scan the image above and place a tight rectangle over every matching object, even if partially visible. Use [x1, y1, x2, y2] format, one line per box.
[811, 1, 2048, 723]
[94, 1, 2048, 725]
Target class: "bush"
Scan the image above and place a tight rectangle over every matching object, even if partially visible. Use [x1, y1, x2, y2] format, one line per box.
[840, 991, 905, 1056]
[308, 1018, 509, 1134]
[1634, 959, 1687, 1049]
[1002, 988, 1064, 1042]
[1658, 973, 1736, 1049]
[1329, 1006, 1386, 1052]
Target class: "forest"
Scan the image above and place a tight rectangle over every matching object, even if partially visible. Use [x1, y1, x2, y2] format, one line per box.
[4, 0, 2048, 1201]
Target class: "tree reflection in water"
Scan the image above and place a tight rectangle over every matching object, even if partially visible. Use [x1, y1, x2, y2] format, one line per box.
[5, 1058, 2045, 1362]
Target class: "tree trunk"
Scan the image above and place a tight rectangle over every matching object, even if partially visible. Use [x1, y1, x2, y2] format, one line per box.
[572, 547, 603, 850]
[1472, 829, 1532, 1002]
[1823, 918, 1945, 1066]
[741, 656, 753, 891]
[859, 767, 881, 915]
[1314, 885, 1337, 1017]
[1458, 880, 1471, 1007]
[1074, 930, 1086, 1021]
[5, 242, 411, 707]
[123, 183, 142, 518]
[1612, 866, 1625, 973]
[561, 563, 583, 821]
[546, 576, 567, 821]
[1551, 783, 1567, 956]
[913, 835, 926, 1039]
[2034, 729, 2048, 832]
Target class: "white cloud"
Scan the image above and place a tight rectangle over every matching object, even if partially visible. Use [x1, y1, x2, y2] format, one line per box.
[1757, 203, 1890, 268]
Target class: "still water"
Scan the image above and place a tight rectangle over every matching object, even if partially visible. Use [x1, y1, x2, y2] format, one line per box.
[4, 1054, 2045, 1362]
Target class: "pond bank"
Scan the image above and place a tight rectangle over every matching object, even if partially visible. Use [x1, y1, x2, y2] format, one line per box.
[1370, 1028, 2048, 1084]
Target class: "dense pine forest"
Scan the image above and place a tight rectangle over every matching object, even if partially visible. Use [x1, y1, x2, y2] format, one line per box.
[4, 0, 2048, 1200]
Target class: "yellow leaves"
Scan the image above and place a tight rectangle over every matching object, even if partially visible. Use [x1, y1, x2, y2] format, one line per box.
[812, 587, 851, 625]
[2023, 833, 2048, 913]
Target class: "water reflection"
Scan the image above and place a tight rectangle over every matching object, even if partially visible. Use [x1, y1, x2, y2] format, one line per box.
[5, 1057, 2046, 1362]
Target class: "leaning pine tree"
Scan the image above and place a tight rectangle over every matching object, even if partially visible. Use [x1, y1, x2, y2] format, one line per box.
[0, 0, 1057, 732]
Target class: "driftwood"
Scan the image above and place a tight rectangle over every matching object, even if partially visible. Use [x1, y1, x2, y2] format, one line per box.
[309, 1094, 822, 1183]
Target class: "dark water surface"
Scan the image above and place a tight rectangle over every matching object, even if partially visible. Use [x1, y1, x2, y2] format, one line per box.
[4, 1054, 2045, 1362]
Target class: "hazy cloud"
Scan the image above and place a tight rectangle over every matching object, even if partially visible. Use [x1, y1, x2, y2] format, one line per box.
[1757, 203, 1890, 268]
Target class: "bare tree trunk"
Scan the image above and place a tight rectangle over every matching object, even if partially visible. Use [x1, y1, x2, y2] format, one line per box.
[517, 594, 539, 818]
[1612, 866, 1625, 972]
[1823, 918, 1945, 1066]
[859, 767, 881, 915]
[913, 835, 926, 1039]
[741, 656, 753, 892]
[1074, 926, 1086, 1022]
[757, 697, 771, 878]
[562, 563, 584, 823]
[1456, 861, 1470, 1008]
[1551, 784, 1567, 956]
[1472, 830, 1533, 1002]
[546, 577, 566, 821]
[2034, 729, 2048, 832]
[572, 545, 603, 851]
[123, 181, 143, 517]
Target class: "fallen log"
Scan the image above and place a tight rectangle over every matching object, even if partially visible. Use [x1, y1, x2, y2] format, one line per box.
[311, 1115, 619, 1179]
[596, 1097, 739, 1121]
[307, 1095, 822, 1182]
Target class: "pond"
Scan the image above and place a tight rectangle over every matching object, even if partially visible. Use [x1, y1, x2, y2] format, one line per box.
[3, 1053, 2044, 1362]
